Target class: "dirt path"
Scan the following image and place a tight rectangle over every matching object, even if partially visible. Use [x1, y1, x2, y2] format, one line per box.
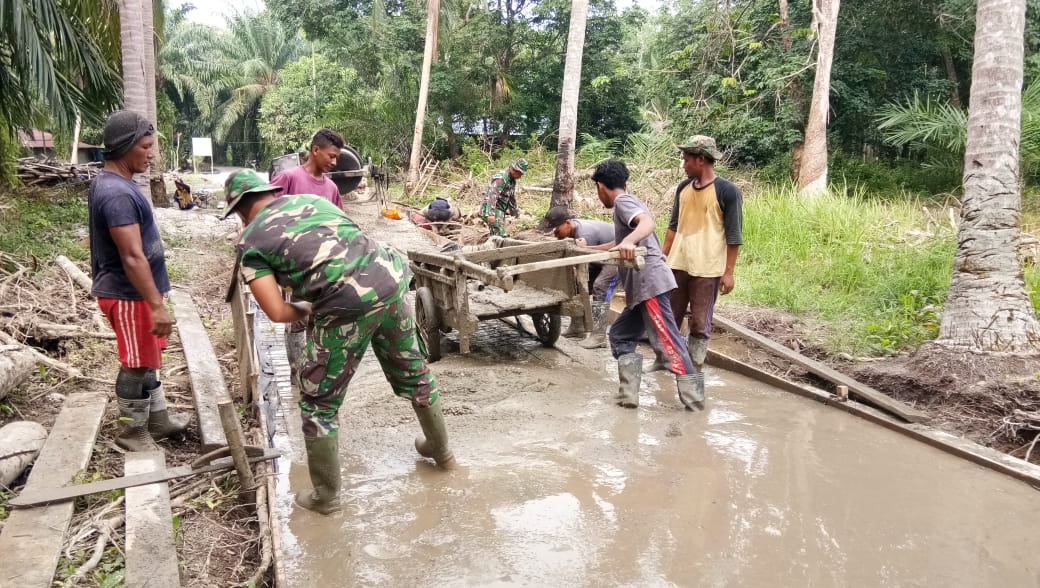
[269, 203, 1040, 586]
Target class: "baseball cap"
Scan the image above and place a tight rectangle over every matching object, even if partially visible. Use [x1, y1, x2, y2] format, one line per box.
[677, 135, 723, 161]
[510, 158, 529, 174]
[221, 169, 283, 220]
[541, 206, 574, 233]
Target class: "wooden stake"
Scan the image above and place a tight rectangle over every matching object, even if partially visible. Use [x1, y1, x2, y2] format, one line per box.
[217, 400, 256, 499]
[836, 385, 849, 402]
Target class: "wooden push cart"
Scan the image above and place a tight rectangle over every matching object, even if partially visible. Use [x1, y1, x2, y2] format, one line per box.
[408, 237, 644, 361]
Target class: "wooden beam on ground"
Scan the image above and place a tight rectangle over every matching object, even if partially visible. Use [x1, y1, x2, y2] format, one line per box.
[170, 290, 228, 451]
[711, 313, 928, 423]
[54, 255, 93, 293]
[708, 350, 1040, 489]
[125, 452, 180, 588]
[0, 345, 36, 400]
[0, 392, 107, 587]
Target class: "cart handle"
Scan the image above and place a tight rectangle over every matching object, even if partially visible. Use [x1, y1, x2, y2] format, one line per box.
[495, 248, 645, 281]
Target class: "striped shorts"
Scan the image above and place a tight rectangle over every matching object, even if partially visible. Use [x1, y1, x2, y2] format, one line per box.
[97, 298, 167, 369]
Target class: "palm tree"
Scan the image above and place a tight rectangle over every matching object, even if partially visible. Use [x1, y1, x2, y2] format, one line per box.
[877, 79, 1040, 182]
[408, 0, 440, 193]
[550, 0, 589, 209]
[0, 0, 121, 182]
[797, 0, 840, 197]
[934, 0, 1040, 353]
[211, 11, 306, 144]
[119, 0, 167, 205]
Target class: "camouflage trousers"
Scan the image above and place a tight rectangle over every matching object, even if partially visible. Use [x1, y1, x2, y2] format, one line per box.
[297, 290, 437, 438]
[479, 202, 509, 237]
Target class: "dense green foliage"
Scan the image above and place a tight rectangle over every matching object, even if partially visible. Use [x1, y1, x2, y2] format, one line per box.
[0, 187, 90, 261]
[0, 0, 121, 183]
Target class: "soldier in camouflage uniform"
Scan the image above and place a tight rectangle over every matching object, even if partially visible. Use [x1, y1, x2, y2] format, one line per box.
[480, 158, 528, 236]
[221, 170, 456, 515]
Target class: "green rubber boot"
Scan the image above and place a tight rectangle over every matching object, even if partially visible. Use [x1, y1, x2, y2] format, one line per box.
[412, 398, 457, 469]
[295, 434, 342, 515]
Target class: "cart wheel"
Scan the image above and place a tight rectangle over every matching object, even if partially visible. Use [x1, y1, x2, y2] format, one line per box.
[415, 287, 442, 362]
[529, 313, 562, 347]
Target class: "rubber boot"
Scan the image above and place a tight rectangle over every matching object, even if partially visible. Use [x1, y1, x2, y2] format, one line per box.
[616, 353, 642, 408]
[688, 336, 709, 368]
[646, 350, 670, 372]
[116, 397, 162, 452]
[561, 315, 586, 338]
[412, 398, 457, 469]
[579, 302, 611, 349]
[295, 434, 342, 515]
[676, 372, 705, 410]
[146, 383, 189, 440]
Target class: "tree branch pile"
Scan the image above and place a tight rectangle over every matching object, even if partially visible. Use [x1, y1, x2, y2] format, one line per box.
[17, 158, 101, 187]
[0, 252, 109, 380]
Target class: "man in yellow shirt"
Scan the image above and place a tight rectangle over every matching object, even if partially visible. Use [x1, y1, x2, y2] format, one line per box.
[661, 136, 743, 402]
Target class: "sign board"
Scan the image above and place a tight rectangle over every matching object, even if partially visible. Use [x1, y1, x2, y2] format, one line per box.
[191, 137, 213, 158]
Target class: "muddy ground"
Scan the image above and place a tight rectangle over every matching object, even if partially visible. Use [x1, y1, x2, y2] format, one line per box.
[265, 198, 1040, 586]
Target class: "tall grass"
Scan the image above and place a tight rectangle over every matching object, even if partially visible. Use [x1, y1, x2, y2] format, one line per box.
[711, 186, 957, 355]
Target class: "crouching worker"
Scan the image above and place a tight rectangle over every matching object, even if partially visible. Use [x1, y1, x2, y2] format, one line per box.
[590, 159, 703, 410]
[221, 170, 456, 515]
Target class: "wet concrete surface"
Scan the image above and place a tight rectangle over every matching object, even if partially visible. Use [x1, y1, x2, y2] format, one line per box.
[269, 205, 1040, 586]
[271, 318, 1040, 587]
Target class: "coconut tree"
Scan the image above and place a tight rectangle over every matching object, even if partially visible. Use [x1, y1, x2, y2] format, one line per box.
[797, 0, 839, 197]
[550, 0, 589, 209]
[934, 0, 1040, 353]
[407, 0, 440, 193]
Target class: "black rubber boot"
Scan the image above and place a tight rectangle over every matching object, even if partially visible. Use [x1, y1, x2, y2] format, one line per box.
[296, 434, 342, 515]
[412, 398, 457, 469]
[616, 353, 642, 408]
[146, 383, 190, 440]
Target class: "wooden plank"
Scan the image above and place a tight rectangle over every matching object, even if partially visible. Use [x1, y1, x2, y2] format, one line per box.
[711, 313, 928, 423]
[458, 240, 567, 264]
[125, 452, 180, 588]
[497, 248, 645, 277]
[707, 350, 1040, 489]
[0, 392, 107, 588]
[229, 280, 256, 403]
[170, 290, 229, 451]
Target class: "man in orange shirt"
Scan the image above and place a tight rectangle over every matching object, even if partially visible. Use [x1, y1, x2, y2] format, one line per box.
[661, 136, 743, 403]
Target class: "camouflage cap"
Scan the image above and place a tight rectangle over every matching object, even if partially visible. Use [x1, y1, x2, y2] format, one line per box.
[510, 158, 529, 174]
[220, 169, 283, 220]
[678, 135, 723, 161]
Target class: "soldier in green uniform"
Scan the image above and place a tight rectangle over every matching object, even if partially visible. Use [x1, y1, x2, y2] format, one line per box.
[221, 170, 456, 515]
[480, 158, 528, 236]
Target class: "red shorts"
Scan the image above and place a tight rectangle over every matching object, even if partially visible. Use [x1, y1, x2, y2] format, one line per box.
[97, 298, 167, 369]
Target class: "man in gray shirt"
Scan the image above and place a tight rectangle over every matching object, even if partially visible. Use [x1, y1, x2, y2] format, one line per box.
[587, 159, 703, 410]
[543, 206, 619, 348]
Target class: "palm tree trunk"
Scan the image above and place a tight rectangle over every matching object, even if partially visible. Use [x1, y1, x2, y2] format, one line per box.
[119, 0, 166, 206]
[797, 0, 839, 197]
[407, 0, 440, 194]
[935, 0, 1040, 353]
[551, 0, 589, 209]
